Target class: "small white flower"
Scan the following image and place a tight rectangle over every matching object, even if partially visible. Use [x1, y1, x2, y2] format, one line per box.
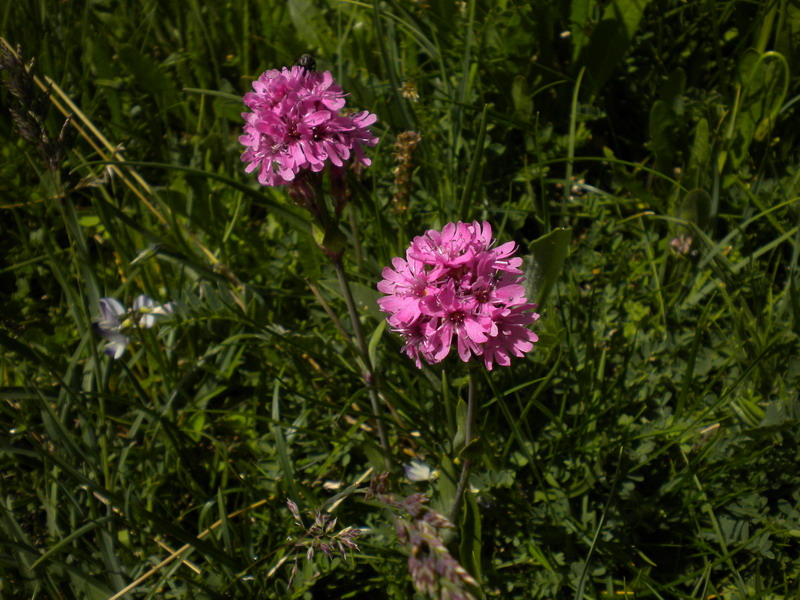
[94, 295, 174, 359]
[96, 297, 129, 359]
[132, 295, 156, 328]
[404, 459, 439, 482]
[132, 295, 173, 328]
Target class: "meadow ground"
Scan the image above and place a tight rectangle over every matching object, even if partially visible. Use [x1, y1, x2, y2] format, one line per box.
[1, 1, 799, 598]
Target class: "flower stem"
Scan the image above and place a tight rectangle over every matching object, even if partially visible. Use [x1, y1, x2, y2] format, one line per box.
[449, 367, 477, 523]
[332, 257, 391, 468]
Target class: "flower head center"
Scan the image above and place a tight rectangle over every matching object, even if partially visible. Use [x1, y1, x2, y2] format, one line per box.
[448, 310, 465, 325]
[474, 288, 490, 304]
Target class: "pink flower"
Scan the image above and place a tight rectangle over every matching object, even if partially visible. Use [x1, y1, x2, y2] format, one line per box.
[376, 256, 436, 327]
[482, 304, 539, 370]
[239, 66, 379, 186]
[378, 221, 540, 370]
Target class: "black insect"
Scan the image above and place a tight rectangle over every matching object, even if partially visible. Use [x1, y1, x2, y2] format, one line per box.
[296, 53, 316, 72]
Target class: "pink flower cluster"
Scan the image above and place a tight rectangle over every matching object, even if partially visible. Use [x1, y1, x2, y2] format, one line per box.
[239, 66, 379, 186]
[378, 221, 540, 370]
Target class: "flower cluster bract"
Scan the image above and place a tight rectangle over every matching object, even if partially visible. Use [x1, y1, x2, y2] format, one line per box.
[239, 66, 379, 186]
[378, 221, 539, 370]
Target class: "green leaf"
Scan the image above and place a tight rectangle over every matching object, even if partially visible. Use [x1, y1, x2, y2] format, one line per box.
[452, 397, 468, 453]
[680, 189, 712, 231]
[577, 0, 654, 96]
[272, 377, 299, 502]
[368, 319, 385, 372]
[458, 104, 489, 221]
[525, 228, 572, 306]
[116, 44, 176, 96]
[435, 455, 458, 519]
[570, 0, 595, 62]
[511, 75, 533, 121]
[684, 117, 710, 191]
[459, 491, 482, 587]
[659, 67, 686, 115]
[321, 224, 348, 257]
[649, 99, 675, 175]
[730, 51, 790, 167]
[287, 0, 332, 54]
[348, 281, 383, 323]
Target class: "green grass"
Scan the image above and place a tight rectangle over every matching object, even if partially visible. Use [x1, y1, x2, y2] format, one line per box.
[1, 0, 800, 598]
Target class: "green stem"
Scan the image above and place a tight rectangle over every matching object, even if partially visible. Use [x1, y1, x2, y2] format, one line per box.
[449, 368, 477, 523]
[332, 257, 391, 468]
[563, 67, 584, 228]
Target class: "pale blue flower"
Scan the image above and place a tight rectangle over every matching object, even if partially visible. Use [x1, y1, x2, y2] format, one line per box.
[96, 297, 130, 359]
[95, 295, 174, 359]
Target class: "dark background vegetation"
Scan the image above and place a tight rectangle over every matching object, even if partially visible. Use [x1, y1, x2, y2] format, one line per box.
[1, 0, 799, 597]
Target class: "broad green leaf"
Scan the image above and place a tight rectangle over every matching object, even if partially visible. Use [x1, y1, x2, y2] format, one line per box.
[525, 228, 572, 306]
[452, 397, 468, 453]
[287, 0, 332, 54]
[117, 44, 176, 96]
[511, 75, 533, 121]
[348, 280, 383, 323]
[570, 0, 595, 62]
[649, 99, 675, 175]
[577, 0, 653, 96]
[684, 117, 710, 191]
[731, 51, 789, 167]
[680, 189, 712, 231]
[459, 491, 482, 587]
[368, 318, 385, 372]
[272, 378, 299, 502]
[659, 67, 686, 115]
[434, 455, 458, 520]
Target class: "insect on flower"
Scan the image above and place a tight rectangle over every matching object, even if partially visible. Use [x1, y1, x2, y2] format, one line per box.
[295, 53, 316, 72]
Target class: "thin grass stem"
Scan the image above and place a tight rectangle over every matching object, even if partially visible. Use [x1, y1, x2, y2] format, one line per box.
[332, 257, 391, 468]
